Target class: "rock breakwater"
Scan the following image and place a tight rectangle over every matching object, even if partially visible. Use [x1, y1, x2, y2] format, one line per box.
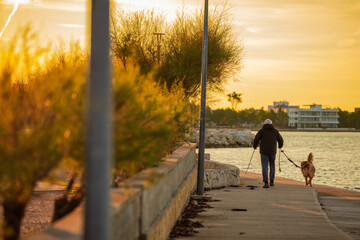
[189, 129, 254, 148]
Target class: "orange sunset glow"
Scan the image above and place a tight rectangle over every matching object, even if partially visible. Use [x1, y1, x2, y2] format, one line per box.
[1, 0, 359, 111]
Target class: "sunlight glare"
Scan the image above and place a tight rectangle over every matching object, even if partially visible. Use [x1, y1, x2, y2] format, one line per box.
[0, 2, 18, 38]
[59, 24, 85, 28]
[4, 0, 29, 3]
[114, 0, 199, 21]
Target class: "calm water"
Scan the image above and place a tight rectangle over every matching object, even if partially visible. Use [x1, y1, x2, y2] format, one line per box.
[205, 131, 360, 192]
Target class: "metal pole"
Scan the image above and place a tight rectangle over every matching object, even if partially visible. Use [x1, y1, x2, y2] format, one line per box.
[153, 32, 165, 65]
[197, 0, 209, 196]
[157, 34, 161, 65]
[85, 0, 112, 239]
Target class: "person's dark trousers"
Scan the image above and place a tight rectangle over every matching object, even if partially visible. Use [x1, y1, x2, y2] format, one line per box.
[260, 154, 275, 183]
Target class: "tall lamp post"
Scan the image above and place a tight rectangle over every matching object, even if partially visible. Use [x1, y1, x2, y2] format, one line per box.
[153, 32, 165, 65]
[85, 0, 112, 239]
[197, 0, 209, 196]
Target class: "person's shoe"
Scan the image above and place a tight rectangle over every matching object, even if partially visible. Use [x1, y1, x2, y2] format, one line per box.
[263, 182, 269, 188]
[270, 181, 274, 187]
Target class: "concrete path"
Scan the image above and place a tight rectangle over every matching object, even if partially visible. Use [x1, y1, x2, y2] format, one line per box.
[315, 184, 360, 239]
[181, 172, 352, 240]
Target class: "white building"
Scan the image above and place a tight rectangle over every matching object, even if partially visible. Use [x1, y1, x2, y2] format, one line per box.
[268, 102, 340, 128]
[288, 104, 339, 128]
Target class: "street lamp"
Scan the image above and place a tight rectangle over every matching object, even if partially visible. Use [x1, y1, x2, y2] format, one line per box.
[153, 32, 165, 64]
[85, 0, 112, 239]
[197, 0, 209, 196]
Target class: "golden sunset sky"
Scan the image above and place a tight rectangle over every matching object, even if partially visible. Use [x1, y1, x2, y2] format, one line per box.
[1, 0, 359, 111]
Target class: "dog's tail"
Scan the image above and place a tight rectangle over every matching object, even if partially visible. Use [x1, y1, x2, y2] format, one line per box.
[308, 152, 313, 163]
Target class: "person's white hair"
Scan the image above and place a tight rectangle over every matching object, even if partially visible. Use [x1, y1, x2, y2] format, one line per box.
[263, 119, 273, 125]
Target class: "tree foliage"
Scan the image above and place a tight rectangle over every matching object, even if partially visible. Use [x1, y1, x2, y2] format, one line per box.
[207, 107, 289, 128]
[110, 8, 166, 73]
[111, 2, 243, 98]
[227, 91, 242, 110]
[338, 109, 360, 129]
[207, 107, 359, 129]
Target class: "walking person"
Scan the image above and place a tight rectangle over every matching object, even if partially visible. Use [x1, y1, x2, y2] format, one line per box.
[253, 119, 284, 188]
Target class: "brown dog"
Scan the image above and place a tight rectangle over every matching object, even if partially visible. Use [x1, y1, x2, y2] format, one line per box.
[301, 153, 316, 187]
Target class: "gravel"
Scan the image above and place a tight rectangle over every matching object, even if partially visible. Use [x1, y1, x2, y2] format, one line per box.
[0, 190, 64, 239]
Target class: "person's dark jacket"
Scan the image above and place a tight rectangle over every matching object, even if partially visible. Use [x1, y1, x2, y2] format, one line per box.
[253, 124, 283, 156]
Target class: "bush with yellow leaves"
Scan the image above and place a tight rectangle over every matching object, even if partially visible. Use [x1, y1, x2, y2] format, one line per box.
[0, 27, 194, 239]
[0, 29, 85, 240]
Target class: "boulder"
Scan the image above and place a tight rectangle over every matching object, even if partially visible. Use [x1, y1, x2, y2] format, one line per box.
[189, 128, 254, 148]
[203, 160, 240, 189]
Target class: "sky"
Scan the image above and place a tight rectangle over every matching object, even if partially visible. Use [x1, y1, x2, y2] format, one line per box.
[1, 0, 359, 111]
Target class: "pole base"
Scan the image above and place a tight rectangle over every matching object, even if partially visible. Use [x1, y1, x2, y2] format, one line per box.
[190, 194, 213, 201]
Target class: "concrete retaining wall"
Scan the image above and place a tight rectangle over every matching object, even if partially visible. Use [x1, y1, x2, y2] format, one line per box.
[29, 143, 197, 240]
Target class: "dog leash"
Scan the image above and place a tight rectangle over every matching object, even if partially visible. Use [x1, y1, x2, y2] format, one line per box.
[281, 150, 301, 168]
[245, 149, 256, 174]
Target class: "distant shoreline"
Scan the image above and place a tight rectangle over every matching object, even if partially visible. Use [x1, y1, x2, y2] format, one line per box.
[200, 126, 360, 132]
[262, 128, 360, 133]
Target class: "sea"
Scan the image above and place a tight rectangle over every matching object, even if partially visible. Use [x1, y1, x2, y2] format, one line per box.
[205, 131, 360, 192]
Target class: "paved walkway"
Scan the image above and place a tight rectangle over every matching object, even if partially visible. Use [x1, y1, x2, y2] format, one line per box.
[180, 172, 353, 240]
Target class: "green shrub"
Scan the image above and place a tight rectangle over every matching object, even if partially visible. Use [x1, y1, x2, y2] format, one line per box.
[112, 64, 193, 176]
[0, 26, 194, 239]
[0, 30, 85, 240]
[65, 62, 195, 177]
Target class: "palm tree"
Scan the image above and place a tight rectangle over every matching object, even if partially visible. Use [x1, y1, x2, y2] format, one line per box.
[227, 91, 242, 110]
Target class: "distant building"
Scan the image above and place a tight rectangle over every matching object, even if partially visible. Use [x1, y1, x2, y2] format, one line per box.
[288, 104, 339, 128]
[268, 101, 290, 112]
[268, 102, 339, 128]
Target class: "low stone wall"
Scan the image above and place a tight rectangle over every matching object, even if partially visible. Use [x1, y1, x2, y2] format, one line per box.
[30, 143, 197, 240]
[204, 160, 240, 189]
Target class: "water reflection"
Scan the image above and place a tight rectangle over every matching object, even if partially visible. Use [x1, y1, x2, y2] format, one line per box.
[205, 132, 360, 192]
